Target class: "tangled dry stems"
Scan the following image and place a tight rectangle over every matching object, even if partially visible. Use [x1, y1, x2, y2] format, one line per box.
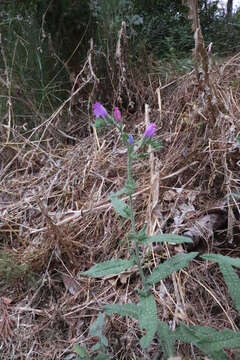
[0, 53, 240, 359]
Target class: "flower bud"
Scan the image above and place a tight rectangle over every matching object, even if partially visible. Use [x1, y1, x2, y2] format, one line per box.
[113, 107, 122, 121]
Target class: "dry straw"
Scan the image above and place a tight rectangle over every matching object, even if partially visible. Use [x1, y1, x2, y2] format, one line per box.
[1, 13, 240, 360]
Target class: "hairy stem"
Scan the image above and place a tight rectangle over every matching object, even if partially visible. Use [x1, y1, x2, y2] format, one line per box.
[127, 148, 147, 289]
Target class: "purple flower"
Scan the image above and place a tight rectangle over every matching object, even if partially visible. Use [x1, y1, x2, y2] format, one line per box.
[93, 102, 108, 118]
[127, 134, 134, 145]
[144, 123, 157, 137]
[113, 107, 121, 121]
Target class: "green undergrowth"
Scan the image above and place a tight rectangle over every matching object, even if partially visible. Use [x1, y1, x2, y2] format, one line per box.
[0, 4, 69, 133]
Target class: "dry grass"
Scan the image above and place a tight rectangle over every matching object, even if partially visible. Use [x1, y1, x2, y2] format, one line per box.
[0, 51, 240, 359]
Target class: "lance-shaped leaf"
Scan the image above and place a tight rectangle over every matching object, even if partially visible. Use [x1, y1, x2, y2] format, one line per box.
[80, 258, 135, 278]
[104, 303, 139, 320]
[231, 193, 240, 199]
[219, 263, 240, 311]
[73, 344, 89, 359]
[174, 323, 240, 360]
[157, 321, 175, 358]
[109, 194, 131, 219]
[201, 253, 240, 268]
[89, 313, 108, 347]
[146, 252, 198, 285]
[141, 233, 192, 245]
[105, 295, 159, 350]
[138, 293, 158, 349]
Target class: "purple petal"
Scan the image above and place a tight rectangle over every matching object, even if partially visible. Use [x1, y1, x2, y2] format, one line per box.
[127, 134, 134, 145]
[93, 102, 108, 118]
[144, 123, 157, 137]
[113, 107, 122, 121]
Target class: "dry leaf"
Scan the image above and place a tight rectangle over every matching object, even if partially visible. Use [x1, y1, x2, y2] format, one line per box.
[62, 274, 80, 295]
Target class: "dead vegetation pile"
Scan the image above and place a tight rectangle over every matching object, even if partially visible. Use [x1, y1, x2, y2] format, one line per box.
[0, 51, 240, 359]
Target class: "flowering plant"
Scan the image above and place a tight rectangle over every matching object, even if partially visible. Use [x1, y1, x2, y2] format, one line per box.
[79, 102, 197, 358]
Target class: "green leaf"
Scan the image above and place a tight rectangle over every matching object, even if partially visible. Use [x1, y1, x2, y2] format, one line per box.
[133, 152, 148, 159]
[91, 342, 101, 351]
[89, 313, 108, 348]
[141, 233, 192, 245]
[199, 327, 240, 351]
[201, 254, 240, 269]
[123, 177, 136, 195]
[138, 293, 158, 349]
[146, 252, 198, 285]
[94, 118, 108, 129]
[104, 303, 139, 319]
[219, 263, 240, 311]
[105, 296, 159, 350]
[109, 194, 131, 219]
[230, 193, 240, 199]
[81, 258, 135, 278]
[148, 139, 163, 151]
[129, 225, 148, 243]
[73, 344, 89, 359]
[157, 321, 175, 358]
[201, 253, 240, 310]
[174, 323, 240, 360]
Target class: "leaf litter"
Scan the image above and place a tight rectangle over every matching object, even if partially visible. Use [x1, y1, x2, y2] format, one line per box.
[0, 52, 240, 359]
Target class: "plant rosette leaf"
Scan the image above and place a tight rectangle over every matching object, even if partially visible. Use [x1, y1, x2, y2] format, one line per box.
[146, 252, 198, 285]
[80, 258, 135, 278]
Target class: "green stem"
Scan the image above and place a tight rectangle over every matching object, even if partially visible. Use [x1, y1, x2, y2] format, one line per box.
[127, 148, 147, 290]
